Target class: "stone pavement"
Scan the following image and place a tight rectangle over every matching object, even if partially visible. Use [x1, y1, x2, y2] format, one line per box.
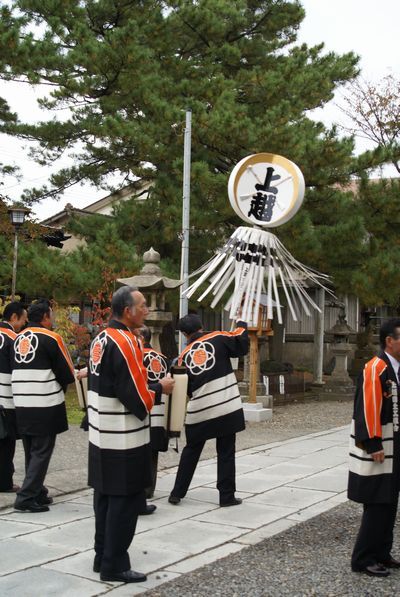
[0, 399, 353, 511]
[0, 425, 349, 596]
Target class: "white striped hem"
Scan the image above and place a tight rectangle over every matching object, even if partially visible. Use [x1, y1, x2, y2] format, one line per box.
[186, 396, 243, 425]
[89, 426, 150, 450]
[88, 390, 130, 414]
[192, 372, 237, 401]
[0, 387, 12, 399]
[151, 400, 167, 430]
[88, 409, 147, 433]
[12, 369, 57, 383]
[12, 380, 62, 396]
[88, 391, 151, 445]
[349, 453, 393, 476]
[188, 381, 240, 413]
[349, 419, 394, 476]
[13, 392, 65, 408]
[0, 372, 12, 385]
[0, 397, 14, 409]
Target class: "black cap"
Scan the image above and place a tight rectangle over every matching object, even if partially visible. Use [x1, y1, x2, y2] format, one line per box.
[177, 314, 203, 335]
[27, 299, 51, 323]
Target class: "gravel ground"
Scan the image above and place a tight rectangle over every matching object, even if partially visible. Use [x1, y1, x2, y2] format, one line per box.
[144, 501, 400, 597]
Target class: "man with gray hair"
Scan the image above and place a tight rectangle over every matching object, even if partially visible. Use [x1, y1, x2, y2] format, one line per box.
[87, 286, 174, 584]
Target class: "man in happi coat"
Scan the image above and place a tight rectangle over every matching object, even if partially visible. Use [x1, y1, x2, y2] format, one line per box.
[88, 286, 174, 584]
[0, 302, 27, 493]
[169, 313, 248, 507]
[349, 318, 400, 577]
[12, 300, 75, 513]
[141, 325, 169, 501]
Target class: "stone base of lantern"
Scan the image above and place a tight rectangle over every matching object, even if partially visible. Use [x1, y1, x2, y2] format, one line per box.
[315, 341, 355, 401]
[316, 380, 355, 401]
[242, 402, 273, 422]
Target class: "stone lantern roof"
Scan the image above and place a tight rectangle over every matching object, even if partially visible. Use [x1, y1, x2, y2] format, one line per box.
[116, 248, 181, 352]
[117, 247, 181, 290]
[329, 311, 353, 343]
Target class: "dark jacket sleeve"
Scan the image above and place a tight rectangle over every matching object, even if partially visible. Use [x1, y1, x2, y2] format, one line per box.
[148, 382, 162, 405]
[7, 336, 14, 373]
[222, 321, 249, 358]
[363, 437, 384, 454]
[112, 344, 155, 421]
[49, 337, 75, 390]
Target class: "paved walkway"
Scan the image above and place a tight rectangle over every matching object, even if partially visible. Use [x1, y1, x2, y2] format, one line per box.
[0, 425, 349, 596]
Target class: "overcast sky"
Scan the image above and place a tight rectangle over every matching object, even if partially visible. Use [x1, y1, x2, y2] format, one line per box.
[0, 0, 399, 220]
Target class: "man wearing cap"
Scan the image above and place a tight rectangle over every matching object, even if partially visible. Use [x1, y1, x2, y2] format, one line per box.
[169, 313, 248, 507]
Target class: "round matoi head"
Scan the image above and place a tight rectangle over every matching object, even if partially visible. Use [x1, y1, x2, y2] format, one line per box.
[228, 153, 305, 228]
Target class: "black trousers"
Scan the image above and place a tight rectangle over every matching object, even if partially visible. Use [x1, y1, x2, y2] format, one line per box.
[171, 433, 236, 504]
[0, 436, 16, 491]
[15, 435, 55, 505]
[351, 500, 399, 569]
[145, 450, 159, 499]
[93, 490, 144, 574]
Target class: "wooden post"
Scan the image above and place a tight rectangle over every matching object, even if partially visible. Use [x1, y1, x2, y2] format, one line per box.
[249, 330, 259, 403]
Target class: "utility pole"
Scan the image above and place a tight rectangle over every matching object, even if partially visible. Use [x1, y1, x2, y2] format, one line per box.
[313, 287, 325, 385]
[11, 230, 18, 301]
[179, 110, 192, 351]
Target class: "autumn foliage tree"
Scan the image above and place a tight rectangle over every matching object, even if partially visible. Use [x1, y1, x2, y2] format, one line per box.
[339, 75, 400, 173]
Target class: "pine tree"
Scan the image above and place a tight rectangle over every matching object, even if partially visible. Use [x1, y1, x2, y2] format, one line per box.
[0, 1, 394, 303]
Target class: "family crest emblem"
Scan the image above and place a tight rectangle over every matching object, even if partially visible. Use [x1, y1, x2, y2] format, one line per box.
[89, 331, 107, 376]
[144, 351, 168, 382]
[14, 331, 39, 364]
[184, 341, 215, 375]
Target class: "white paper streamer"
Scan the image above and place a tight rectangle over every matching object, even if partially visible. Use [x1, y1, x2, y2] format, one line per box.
[183, 226, 333, 325]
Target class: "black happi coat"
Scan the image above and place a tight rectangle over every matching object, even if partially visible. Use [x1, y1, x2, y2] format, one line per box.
[0, 322, 17, 438]
[178, 321, 248, 444]
[348, 351, 400, 504]
[88, 320, 160, 495]
[143, 344, 169, 452]
[11, 324, 75, 436]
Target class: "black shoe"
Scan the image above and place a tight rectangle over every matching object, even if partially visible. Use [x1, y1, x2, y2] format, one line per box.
[379, 556, 400, 569]
[168, 495, 181, 505]
[352, 563, 390, 577]
[100, 569, 147, 583]
[220, 497, 242, 507]
[14, 501, 50, 513]
[139, 504, 157, 515]
[0, 484, 20, 493]
[38, 495, 53, 505]
[93, 556, 101, 573]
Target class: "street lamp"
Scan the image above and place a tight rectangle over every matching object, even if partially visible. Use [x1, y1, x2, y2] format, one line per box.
[7, 204, 30, 301]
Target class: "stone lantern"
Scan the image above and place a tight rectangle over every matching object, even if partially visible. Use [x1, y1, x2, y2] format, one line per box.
[320, 309, 355, 399]
[117, 248, 181, 352]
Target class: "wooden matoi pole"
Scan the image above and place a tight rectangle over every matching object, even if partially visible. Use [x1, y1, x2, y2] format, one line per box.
[249, 330, 259, 404]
